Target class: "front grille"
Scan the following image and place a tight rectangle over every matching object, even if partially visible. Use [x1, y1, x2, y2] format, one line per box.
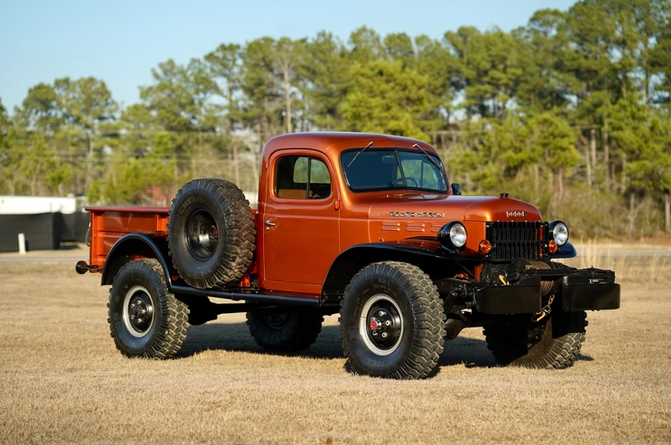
[486, 221, 547, 262]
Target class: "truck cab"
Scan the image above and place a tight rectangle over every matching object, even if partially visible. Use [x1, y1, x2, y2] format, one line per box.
[258, 132, 456, 294]
[78, 132, 620, 379]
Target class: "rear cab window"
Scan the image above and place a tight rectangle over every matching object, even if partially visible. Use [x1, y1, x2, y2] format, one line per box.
[275, 155, 332, 199]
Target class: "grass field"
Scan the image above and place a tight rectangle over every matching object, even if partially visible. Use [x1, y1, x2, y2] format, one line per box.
[1, 260, 670, 444]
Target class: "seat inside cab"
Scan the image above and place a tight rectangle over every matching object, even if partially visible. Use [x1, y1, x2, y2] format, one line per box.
[275, 155, 331, 199]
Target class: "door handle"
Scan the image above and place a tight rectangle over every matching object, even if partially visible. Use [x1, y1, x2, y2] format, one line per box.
[264, 219, 276, 231]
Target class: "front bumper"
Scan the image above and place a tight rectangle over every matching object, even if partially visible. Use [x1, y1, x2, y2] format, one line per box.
[474, 267, 620, 315]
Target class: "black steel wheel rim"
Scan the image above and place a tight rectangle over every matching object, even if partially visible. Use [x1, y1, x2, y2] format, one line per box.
[185, 208, 219, 261]
[359, 294, 404, 356]
[122, 285, 155, 338]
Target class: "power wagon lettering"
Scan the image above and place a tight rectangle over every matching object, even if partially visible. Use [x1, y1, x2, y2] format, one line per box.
[389, 211, 444, 218]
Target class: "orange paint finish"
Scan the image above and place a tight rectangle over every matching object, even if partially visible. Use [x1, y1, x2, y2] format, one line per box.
[86, 206, 169, 270]
[460, 221, 487, 257]
[257, 148, 341, 296]
[256, 134, 437, 293]
[255, 132, 541, 292]
[87, 132, 548, 294]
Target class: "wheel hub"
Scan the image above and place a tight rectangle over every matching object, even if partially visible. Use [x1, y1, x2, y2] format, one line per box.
[264, 310, 290, 330]
[360, 294, 404, 356]
[368, 308, 399, 341]
[122, 286, 155, 338]
[186, 209, 219, 261]
[129, 296, 153, 332]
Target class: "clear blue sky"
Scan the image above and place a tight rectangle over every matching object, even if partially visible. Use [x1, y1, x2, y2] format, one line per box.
[0, 0, 577, 112]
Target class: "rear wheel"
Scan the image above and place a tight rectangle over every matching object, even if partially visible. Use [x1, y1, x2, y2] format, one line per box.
[483, 310, 587, 369]
[246, 307, 323, 352]
[339, 261, 445, 379]
[108, 259, 189, 359]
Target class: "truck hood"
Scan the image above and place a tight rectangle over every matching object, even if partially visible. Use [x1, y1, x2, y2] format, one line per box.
[367, 193, 542, 222]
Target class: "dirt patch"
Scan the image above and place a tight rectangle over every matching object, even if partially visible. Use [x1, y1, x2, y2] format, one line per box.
[0, 262, 669, 444]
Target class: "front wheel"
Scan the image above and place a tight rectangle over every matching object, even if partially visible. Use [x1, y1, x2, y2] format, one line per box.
[340, 261, 445, 379]
[483, 310, 587, 369]
[108, 259, 189, 359]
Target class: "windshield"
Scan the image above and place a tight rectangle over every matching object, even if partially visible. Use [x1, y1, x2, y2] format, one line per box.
[341, 148, 448, 193]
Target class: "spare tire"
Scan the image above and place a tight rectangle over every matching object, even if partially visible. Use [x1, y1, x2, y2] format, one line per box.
[167, 178, 256, 289]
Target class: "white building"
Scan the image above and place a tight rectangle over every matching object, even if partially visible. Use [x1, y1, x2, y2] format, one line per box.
[0, 196, 79, 215]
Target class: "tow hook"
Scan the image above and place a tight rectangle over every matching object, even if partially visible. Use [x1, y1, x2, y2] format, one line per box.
[531, 306, 551, 323]
[531, 293, 555, 323]
[498, 274, 509, 285]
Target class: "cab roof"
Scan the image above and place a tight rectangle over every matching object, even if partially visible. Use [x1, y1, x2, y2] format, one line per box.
[262, 132, 438, 159]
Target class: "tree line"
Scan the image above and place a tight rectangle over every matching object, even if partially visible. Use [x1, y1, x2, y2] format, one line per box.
[0, 0, 670, 237]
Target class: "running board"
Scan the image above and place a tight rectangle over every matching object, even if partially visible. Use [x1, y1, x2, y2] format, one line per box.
[170, 285, 321, 306]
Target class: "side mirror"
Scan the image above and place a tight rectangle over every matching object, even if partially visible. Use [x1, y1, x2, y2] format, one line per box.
[451, 183, 462, 195]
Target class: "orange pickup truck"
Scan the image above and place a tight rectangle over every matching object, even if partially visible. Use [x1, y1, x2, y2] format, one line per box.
[77, 132, 620, 379]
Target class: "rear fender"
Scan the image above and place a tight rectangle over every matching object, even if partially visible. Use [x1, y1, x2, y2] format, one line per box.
[101, 233, 172, 286]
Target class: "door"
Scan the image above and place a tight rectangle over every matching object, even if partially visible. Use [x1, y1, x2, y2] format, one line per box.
[260, 150, 340, 295]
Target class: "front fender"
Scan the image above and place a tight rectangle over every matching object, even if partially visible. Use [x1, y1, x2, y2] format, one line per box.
[321, 241, 480, 302]
[548, 241, 577, 259]
[101, 233, 172, 286]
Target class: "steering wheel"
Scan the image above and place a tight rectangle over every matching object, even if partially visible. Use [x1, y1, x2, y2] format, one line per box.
[390, 177, 419, 187]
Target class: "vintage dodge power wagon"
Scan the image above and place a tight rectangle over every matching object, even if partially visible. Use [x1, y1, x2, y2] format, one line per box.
[77, 132, 620, 379]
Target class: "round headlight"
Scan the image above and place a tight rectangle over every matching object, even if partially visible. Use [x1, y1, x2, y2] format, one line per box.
[551, 221, 569, 247]
[438, 222, 468, 249]
[450, 223, 468, 248]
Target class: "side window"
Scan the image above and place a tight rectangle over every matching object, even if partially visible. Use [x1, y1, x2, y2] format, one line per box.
[275, 155, 332, 199]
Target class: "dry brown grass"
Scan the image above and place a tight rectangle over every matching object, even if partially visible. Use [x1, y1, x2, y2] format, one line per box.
[569, 240, 671, 283]
[1, 261, 670, 445]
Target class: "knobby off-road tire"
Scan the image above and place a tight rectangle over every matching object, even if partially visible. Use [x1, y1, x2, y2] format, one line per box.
[246, 308, 324, 352]
[168, 178, 256, 289]
[108, 259, 189, 359]
[340, 261, 446, 379]
[483, 310, 587, 369]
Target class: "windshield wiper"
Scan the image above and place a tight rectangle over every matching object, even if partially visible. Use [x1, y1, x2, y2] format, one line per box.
[412, 143, 445, 174]
[346, 141, 374, 168]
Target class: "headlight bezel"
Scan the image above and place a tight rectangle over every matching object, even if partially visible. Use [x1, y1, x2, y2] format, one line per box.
[438, 221, 468, 250]
[549, 220, 569, 247]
